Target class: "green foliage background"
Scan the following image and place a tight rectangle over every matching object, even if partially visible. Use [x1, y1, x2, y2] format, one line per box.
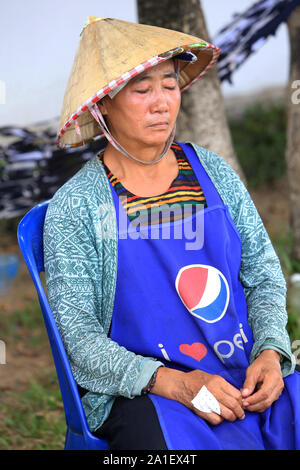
[229, 103, 287, 188]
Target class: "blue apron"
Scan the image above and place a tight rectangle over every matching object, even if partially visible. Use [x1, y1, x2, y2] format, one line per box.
[107, 142, 300, 450]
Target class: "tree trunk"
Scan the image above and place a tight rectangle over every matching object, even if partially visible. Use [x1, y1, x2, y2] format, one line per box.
[137, 0, 245, 180]
[286, 6, 300, 263]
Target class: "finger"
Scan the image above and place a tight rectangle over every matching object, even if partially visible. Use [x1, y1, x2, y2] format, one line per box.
[193, 387, 244, 422]
[219, 394, 245, 420]
[243, 376, 283, 409]
[244, 384, 284, 412]
[242, 370, 259, 398]
[243, 395, 274, 413]
[219, 402, 245, 422]
[195, 409, 224, 426]
[214, 381, 245, 417]
[219, 381, 243, 404]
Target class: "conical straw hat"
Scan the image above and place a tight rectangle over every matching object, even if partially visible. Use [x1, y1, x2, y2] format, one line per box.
[56, 17, 220, 149]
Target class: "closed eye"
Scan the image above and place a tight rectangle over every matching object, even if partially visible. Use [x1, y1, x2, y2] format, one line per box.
[135, 86, 176, 94]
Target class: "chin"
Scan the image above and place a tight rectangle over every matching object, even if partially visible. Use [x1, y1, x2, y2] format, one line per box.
[143, 138, 170, 149]
[144, 130, 173, 146]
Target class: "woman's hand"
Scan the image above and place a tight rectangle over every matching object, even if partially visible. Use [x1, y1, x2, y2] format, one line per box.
[151, 367, 245, 426]
[241, 349, 284, 413]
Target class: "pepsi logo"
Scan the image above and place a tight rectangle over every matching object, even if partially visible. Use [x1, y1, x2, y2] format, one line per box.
[175, 264, 230, 323]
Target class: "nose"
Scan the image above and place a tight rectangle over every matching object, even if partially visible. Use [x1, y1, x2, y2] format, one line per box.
[150, 89, 169, 114]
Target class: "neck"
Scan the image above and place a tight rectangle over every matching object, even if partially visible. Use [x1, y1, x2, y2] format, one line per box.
[103, 142, 175, 180]
[109, 139, 165, 161]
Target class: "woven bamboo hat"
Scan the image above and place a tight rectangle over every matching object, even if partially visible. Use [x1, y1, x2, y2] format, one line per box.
[56, 17, 220, 149]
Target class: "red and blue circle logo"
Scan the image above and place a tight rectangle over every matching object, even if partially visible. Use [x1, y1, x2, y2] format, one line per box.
[175, 264, 230, 323]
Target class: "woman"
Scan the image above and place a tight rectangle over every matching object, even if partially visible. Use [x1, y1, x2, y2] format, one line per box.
[44, 17, 300, 450]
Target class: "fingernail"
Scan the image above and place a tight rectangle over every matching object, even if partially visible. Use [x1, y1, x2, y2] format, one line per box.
[242, 388, 249, 395]
[243, 401, 249, 407]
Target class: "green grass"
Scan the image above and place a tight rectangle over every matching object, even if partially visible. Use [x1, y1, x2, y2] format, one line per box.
[0, 370, 66, 450]
[0, 298, 66, 450]
[0, 298, 48, 348]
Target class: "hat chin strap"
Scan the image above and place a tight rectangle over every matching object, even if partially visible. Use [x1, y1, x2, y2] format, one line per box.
[90, 104, 175, 165]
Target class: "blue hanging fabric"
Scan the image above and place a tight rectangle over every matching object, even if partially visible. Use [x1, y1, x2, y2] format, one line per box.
[213, 0, 300, 83]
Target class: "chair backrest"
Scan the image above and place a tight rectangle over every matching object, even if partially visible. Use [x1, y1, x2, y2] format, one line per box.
[17, 200, 90, 437]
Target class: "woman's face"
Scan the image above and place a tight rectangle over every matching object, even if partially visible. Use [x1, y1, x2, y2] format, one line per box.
[99, 59, 181, 151]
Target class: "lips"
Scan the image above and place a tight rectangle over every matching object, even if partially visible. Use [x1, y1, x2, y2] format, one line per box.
[149, 122, 169, 128]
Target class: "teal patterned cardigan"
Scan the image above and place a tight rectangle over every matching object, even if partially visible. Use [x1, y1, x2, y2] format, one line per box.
[43, 142, 296, 432]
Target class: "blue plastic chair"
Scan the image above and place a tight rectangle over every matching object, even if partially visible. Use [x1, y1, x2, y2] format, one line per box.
[17, 200, 109, 450]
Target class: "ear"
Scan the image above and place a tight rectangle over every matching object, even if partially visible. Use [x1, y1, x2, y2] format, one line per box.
[98, 97, 109, 115]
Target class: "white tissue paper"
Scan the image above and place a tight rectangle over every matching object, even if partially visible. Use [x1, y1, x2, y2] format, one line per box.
[191, 385, 221, 415]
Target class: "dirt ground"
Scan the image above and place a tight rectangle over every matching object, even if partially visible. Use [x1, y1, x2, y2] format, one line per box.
[0, 176, 291, 395]
[0, 241, 55, 394]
